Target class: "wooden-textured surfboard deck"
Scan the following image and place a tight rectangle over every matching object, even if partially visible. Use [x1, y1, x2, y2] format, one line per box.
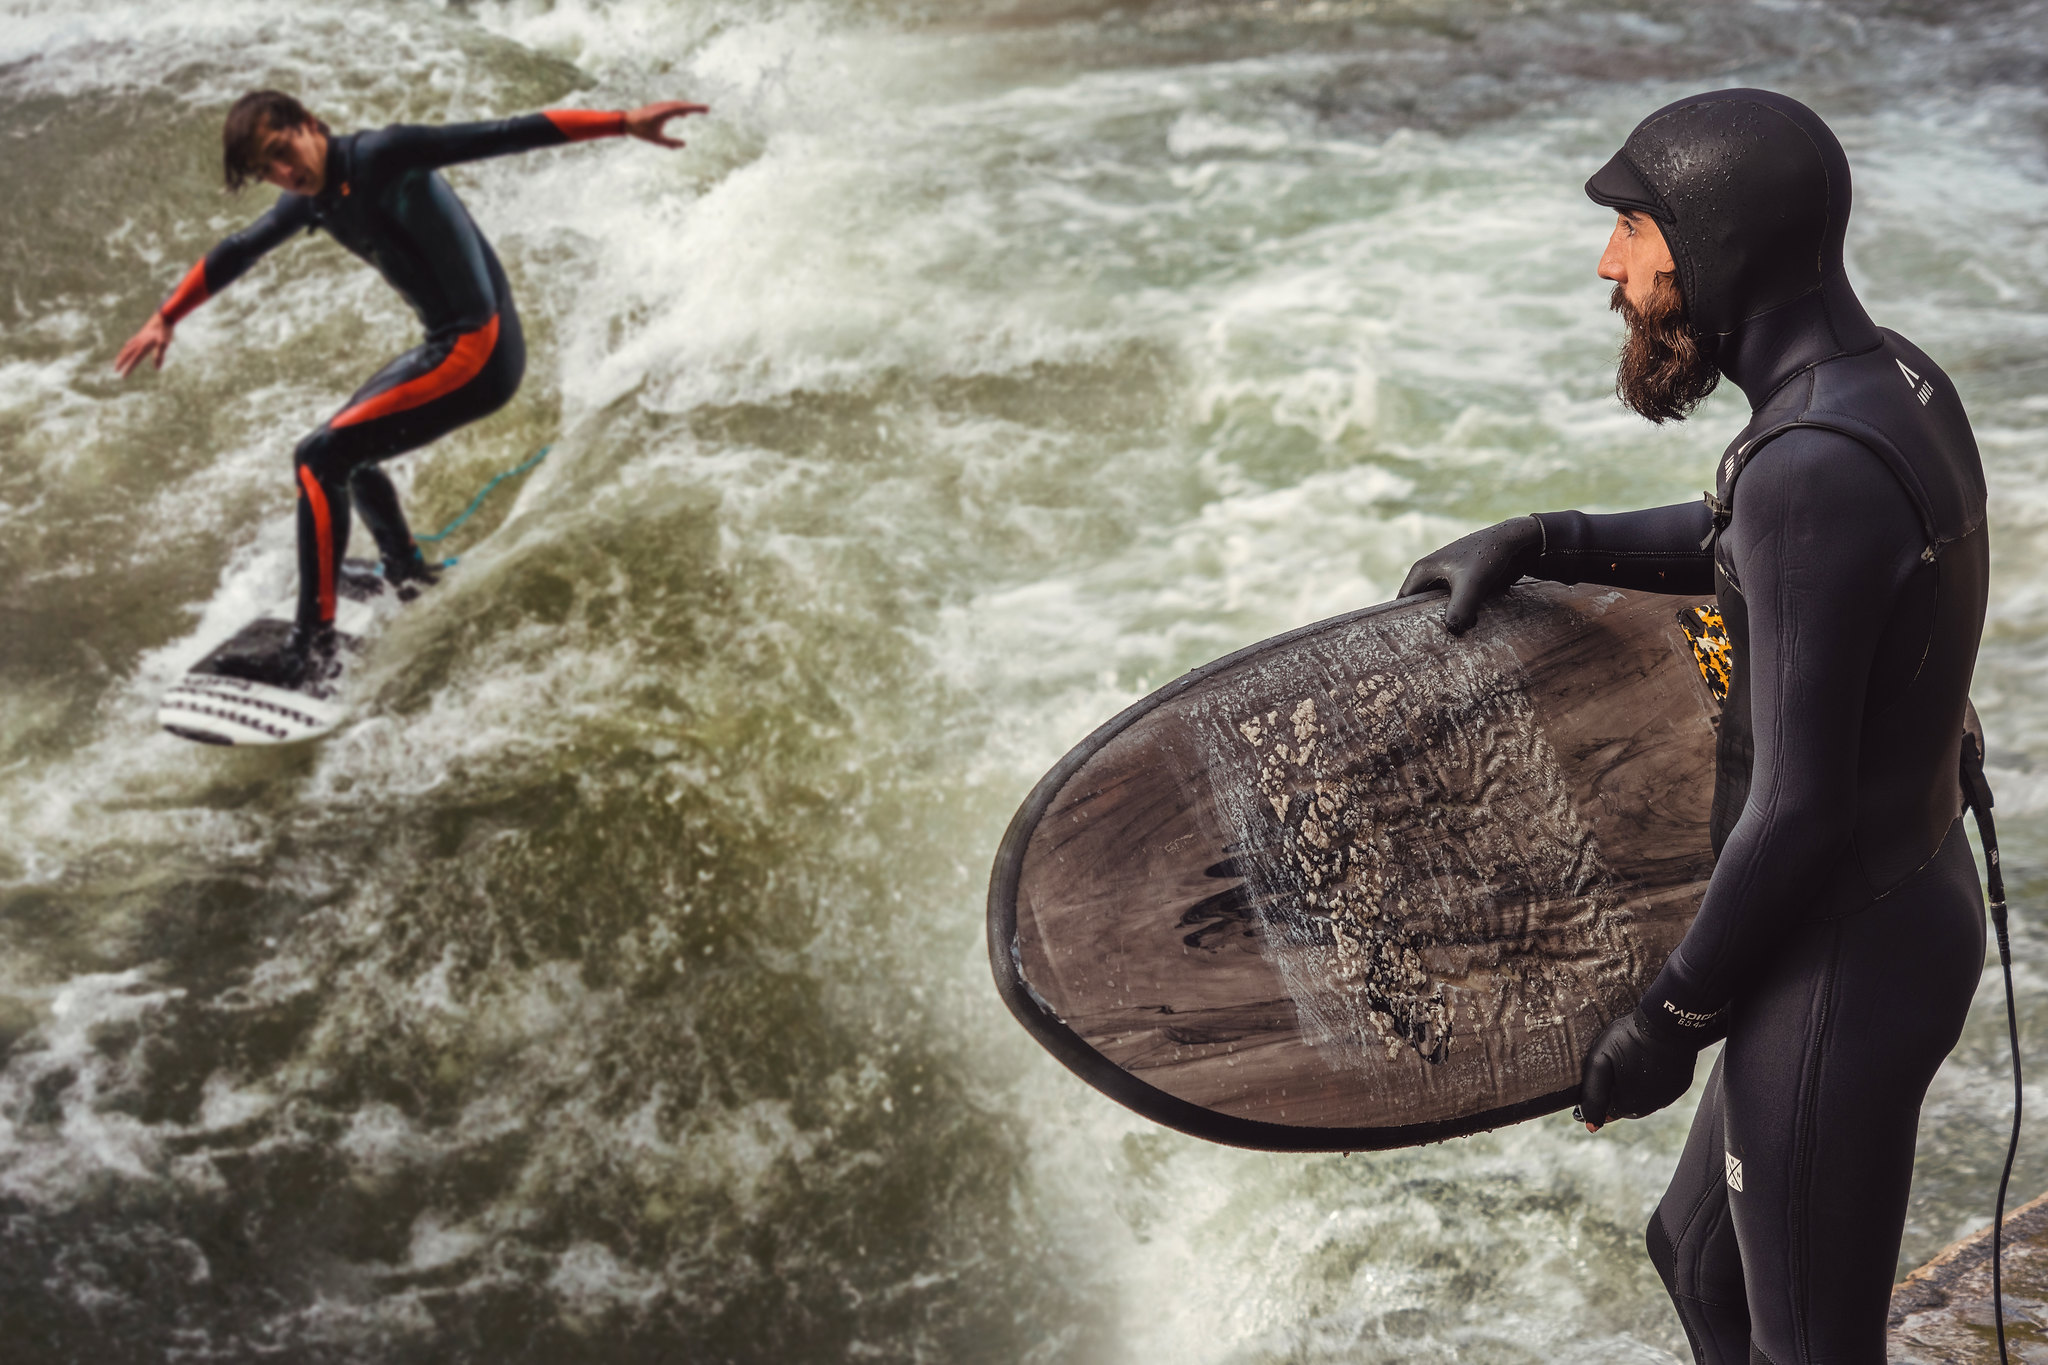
[988, 582, 1724, 1150]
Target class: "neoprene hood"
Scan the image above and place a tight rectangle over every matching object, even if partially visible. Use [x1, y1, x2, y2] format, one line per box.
[1585, 89, 1853, 343]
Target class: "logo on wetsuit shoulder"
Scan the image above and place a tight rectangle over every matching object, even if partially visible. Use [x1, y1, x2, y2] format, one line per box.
[1897, 359, 1934, 407]
[1725, 1154, 1744, 1193]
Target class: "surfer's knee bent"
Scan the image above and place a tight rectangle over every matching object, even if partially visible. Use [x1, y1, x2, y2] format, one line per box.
[294, 426, 347, 487]
[478, 317, 526, 415]
[477, 360, 522, 419]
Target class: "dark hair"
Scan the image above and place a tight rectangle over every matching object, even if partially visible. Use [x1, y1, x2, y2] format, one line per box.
[222, 90, 316, 192]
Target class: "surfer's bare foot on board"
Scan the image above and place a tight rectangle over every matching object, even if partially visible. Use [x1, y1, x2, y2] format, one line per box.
[380, 548, 441, 601]
[206, 623, 338, 691]
[279, 624, 341, 690]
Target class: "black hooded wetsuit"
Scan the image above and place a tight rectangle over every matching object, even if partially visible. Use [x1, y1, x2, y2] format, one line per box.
[1503, 91, 1989, 1363]
[156, 109, 628, 631]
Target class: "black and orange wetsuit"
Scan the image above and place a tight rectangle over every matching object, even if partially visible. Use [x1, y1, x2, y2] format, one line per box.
[156, 110, 627, 632]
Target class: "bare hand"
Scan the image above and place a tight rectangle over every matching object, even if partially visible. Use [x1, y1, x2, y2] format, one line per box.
[115, 313, 174, 378]
[623, 100, 709, 149]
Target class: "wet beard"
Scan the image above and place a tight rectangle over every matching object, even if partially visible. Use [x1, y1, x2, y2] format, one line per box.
[1612, 274, 1719, 424]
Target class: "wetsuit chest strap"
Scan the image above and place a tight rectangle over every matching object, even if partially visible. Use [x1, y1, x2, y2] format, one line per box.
[1700, 417, 1946, 560]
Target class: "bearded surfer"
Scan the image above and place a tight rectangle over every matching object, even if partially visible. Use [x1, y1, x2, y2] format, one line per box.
[1399, 91, 1989, 1364]
[115, 90, 708, 685]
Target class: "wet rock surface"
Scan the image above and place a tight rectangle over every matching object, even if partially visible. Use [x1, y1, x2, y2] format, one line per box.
[1892, 1190, 2048, 1364]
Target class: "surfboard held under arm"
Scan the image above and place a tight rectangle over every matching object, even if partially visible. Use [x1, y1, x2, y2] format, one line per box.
[988, 581, 1725, 1151]
[158, 558, 420, 746]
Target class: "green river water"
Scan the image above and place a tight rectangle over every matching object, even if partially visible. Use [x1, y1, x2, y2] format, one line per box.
[3, 1, 2047, 1359]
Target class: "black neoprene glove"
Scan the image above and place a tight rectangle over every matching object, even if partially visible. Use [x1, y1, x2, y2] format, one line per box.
[1575, 1006, 1699, 1129]
[1396, 515, 1544, 635]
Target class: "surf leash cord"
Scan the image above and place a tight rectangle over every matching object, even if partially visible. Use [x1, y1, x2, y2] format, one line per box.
[1961, 729, 2020, 1365]
[416, 444, 552, 562]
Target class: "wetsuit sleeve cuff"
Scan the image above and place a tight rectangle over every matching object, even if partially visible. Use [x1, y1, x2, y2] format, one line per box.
[1528, 511, 1579, 582]
[1636, 985, 1727, 1050]
[545, 109, 628, 142]
[159, 259, 210, 324]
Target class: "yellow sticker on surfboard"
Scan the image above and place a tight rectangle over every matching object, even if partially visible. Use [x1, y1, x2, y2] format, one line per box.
[1678, 603, 1731, 704]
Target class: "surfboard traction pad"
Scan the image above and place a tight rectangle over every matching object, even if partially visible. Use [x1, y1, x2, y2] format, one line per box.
[158, 560, 392, 746]
[989, 583, 1724, 1151]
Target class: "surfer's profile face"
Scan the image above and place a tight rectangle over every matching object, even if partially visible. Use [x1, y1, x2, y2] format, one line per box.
[255, 118, 327, 197]
[1604, 213, 1720, 425]
[1598, 211, 1676, 310]
[1586, 172, 1719, 433]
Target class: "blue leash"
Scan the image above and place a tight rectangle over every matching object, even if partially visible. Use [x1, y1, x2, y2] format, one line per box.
[413, 444, 552, 566]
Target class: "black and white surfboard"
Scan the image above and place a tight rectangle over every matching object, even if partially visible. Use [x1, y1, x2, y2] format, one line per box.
[158, 560, 398, 746]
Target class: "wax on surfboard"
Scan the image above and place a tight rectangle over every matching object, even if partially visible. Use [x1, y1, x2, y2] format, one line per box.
[987, 581, 1729, 1152]
[158, 559, 413, 746]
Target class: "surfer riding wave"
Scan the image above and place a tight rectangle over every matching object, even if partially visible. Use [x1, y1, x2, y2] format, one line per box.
[115, 89, 709, 686]
[1400, 90, 1990, 1365]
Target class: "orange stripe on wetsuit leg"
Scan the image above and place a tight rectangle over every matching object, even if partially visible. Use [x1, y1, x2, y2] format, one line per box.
[330, 315, 500, 430]
[160, 260, 210, 324]
[545, 109, 627, 142]
[297, 465, 337, 623]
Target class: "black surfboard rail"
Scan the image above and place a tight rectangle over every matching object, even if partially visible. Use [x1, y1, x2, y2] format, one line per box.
[988, 582, 1722, 1152]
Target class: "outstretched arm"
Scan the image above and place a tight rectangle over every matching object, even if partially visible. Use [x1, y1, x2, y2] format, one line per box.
[1528, 500, 1715, 593]
[1397, 497, 1714, 634]
[374, 100, 709, 172]
[116, 195, 314, 376]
